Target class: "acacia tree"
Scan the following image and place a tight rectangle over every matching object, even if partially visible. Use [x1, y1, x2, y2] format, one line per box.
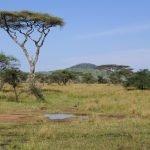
[1, 68, 21, 102]
[96, 64, 132, 72]
[0, 11, 64, 96]
[49, 70, 76, 85]
[0, 53, 18, 71]
[0, 53, 19, 90]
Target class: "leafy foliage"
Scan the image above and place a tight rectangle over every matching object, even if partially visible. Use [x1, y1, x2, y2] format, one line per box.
[0, 10, 64, 29]
[82, 73, 97, 83]
[0, 53, 21, 101]
[109, 68, 133, 84]
[1, 69, 20, 88]
[0, 53, 19, 91]
[35, 73, 49, 84]
[1, 68, 21, 102]
[97, 76, 109, 84]
[49, 70, 76, 85]
[97, 64, 131, 72]
[67, 68, 108, 79]
[124, 69, 150, 90]
[0, 53, 19, 71]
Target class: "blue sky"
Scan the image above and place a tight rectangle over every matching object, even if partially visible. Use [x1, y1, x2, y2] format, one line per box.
[0, 0, 150, 71]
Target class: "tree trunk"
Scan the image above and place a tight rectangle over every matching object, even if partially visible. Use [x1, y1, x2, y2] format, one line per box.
[0, 80, 4, 91]
[28, 65, 36, 89]
[13, 87, 19, 102]
[28, 64, 45, 101]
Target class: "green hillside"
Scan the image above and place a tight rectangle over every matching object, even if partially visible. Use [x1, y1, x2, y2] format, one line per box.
[68, 68, 108, 78]
[67, 63, 109, 78]
[69, 63, 97, 69]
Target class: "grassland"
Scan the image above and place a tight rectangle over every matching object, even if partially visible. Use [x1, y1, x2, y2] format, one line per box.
[0, 84, 150, 150]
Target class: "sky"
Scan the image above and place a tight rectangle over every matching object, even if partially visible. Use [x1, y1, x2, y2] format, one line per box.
[0, 0, 150, 71]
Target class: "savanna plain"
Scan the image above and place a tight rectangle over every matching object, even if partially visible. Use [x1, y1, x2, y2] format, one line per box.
[0, 83, 150, 150]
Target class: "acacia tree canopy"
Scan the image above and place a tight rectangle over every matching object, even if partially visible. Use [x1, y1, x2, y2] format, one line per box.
[0, 11, 64, 68]
[0, 10, 64, 29]
[96, 64, 132, 72]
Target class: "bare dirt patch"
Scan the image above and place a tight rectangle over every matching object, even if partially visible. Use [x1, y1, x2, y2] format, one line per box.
[0, 108, 84, 123]
[0, 109, 48, 123]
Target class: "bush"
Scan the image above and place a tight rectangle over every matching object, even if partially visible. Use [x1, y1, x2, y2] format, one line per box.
[124, 69, 150, 90]
[109, 68, 133, 84]
[97, 76, 109, 84]
[82, 73, 97, 83]
[49, 70, 76, 85]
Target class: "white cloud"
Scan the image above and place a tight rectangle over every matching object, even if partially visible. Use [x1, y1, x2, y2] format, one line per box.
[78, 23, 150, 40]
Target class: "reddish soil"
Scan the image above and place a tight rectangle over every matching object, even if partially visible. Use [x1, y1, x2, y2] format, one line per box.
[0, 109, 48, 123]
[0, 108, 80, 123]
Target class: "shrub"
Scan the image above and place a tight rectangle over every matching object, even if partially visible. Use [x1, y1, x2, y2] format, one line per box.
[124, 69, 150, 90]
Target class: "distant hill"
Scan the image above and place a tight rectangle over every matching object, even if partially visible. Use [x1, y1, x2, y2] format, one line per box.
[67, 63, 109, 78]
[68, 68, 108, 78]
[69, 63, 97, 69]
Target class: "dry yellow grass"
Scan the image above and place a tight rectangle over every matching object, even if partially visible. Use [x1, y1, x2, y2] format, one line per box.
[0, 83, 150, 149]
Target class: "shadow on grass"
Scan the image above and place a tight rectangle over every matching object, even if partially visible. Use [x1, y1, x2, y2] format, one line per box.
[0, 143, 9, 149]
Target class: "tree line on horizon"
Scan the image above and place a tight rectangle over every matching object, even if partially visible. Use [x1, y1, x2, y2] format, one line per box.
[35, 63, 150, 90]
[1, 52, 150, 102]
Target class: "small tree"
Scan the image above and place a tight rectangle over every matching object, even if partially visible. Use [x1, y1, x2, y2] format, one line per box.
[0, 53, 18, 71]
[0, 11, 64, 99]
[124, 69, 150, 90]
[109, 68, 133, 84]
[35, 73, 49, 84]
[0, 53, 19, 90]
[82, 73, 96, 83]
[1, 68, 21, 102]
[97, 76, 108, 84]
[0, 53, 9, 71]
[49, 70, 76, 85]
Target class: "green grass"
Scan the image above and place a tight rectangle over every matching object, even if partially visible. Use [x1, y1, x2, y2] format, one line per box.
[0, 83, 150, 150]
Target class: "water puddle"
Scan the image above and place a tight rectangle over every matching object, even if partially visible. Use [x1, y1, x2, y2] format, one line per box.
[46, 114, 88, 120]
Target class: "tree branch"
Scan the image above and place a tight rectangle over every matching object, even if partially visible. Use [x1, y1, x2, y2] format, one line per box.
[3, 16, 32, 66]
[1, 14, 54, 74]
[38, 29, 50, 47]
[33, 46, 40, 66]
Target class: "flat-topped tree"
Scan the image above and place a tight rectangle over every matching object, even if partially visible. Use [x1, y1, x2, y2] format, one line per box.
[0, 11, 64, 99]
[96, 64, 132, 72]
